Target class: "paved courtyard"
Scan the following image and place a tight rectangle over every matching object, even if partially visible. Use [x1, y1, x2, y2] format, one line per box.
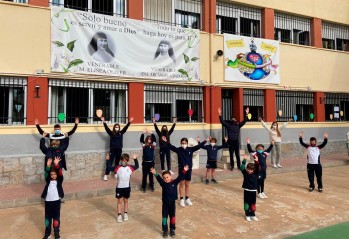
[0, 165, 348, 239]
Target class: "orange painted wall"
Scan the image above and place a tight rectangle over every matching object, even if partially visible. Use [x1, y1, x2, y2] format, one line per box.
[264, 89, 276, 121]
[232, 88, 244, 121]
[210, 86, 221, 124]
[27, 76, 49, 125]
[314, 92, 325, 122]
[311, 18, 322, 48]
[262, 8, 274, 40]
[29, 0, 48, 7]
[128, 82, 144, 123]
[127, 0, 143, 20]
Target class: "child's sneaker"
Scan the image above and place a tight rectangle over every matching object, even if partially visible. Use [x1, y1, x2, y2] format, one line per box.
[258, 193, 264, 199]
[170, 229, 175, 238]
[169, 170, 175, 175]
[151, 187, 155, 192]
[205, 179, 209, 185]
[185, 198, 193, 206]
[246, 216, 251, 222]
[179, 199, 185, 207]
[54, 232, 60, 239]
[261, 192, 268, 198]
[318, 188, 323, 192]
[277, 164, 282, 168]
[123, 213, 128, 221]
[251, 216, 258, 221]
[142, 188, 146, 193]
[103, 175, 108, 181]
[117, 214, 123, 223]
[42, 235, 50, 239]
[211, 179, 218, 184]
[272, 164, 278, 168]
[163, 231, 169, 238]
[309, 187, 314, 192]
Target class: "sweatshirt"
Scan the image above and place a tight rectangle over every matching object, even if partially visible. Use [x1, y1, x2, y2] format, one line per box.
[240, 159, 259, 190]
[41, 164, 64, 199]
[247, 143, 273, 179]
[167, 140, 207, 168]
[261, 120, 289, 143]
[299, 137, 327, 164]
[155, 169, 186, 203]
[103, 122, 130, 149]
[200, 142, 228, 161]
[219, 116, 247, 141]
[154, 123, 176, 148]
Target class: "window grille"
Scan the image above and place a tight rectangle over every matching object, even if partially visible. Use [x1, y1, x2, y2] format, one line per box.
[274, 12, 311, 46]
[0, 77, 27, 125]
[144, 84, 203, 123]
[221, 89, 233, 121]
[324, 93, 349, 121]
[49, 79, 127, 124]
[50, 0, 127, 17]
[3, 0, 27, 3]
[216, 1, 261, 37]
[144, 0, 202, 30]
[276, 91, 313, 122]
[243, 89, 263, 121]
[322, 22, 349, 51]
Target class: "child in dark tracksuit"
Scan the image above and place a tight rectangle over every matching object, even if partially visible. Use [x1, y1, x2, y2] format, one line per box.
[299, 132, 328, 192]
[247, 138, 273, 199]
[41, 157, 64, 239]
[141, 134, 156, 192]
[200, 136, 228, 184]
[151, 166, 188, 238]
[154, 120, 176, 174]
[241, 156, 260, 222]
[164, 136, 208, 207]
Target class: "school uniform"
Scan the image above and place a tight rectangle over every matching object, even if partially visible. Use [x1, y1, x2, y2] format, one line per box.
[201, 142, 228, 168]
[114, 159, 139, 198]
[240, 159, 259, 216]
[154, 123, 176, 171]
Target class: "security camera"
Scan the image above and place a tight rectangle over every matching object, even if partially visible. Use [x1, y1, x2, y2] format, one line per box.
[216, 50, 224, 56]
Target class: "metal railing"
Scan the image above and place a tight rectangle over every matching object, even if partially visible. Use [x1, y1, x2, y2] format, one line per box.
[144, 84, 203, 123]
[324, 93, 349, 121]
[216, 1, 261, 37]
[322, 22, 349, 51]
[243, 89, 264, 121]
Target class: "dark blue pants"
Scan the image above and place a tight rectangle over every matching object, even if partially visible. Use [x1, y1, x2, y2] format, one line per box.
[244, 190, 256, 217]
[162, 201, 176, 232]
[44, 200, 61, 237]
[160, 147, 171, 171]
[105, 148, 122, 175]
[307, 163, 323, 189]
[228, 140, 241, 169]
[142, 161, 155, 190]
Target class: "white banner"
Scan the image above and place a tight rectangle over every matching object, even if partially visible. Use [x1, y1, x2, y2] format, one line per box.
[51, 7, 200, 81]
[224, 34, 280, 84]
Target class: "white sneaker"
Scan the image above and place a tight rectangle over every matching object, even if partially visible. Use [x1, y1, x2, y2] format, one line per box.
[272, 164, 278, 168]
[117, 214, 123, 223]
[277, 164, 282, 168]
[180, 199, 185, 207]
[251, 216, 259, 221]
[103, 175, 108, 181]
[262, 192, 268, 199]
[246, 216, 251, 222]
[185, 198, 193, 206]
[123, 213, 128, 221]
[258, 193, 264, 199]
[169, 170, 175, 175]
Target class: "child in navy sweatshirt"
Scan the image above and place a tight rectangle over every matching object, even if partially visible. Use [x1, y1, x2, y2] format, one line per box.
[41, 156, 64, 239]
[299, 132, 328, 192]
[200, 136, 228, 184]
[140, 134, 156, 192]
[240, 155, 259, 222]
[151, 165, 188, 238]
[247, 138, 274, 199]
[163, 136, 208, 207]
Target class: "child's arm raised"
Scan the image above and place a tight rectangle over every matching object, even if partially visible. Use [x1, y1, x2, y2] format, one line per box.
[240, 154, 249, 172]
[318, 133, 328, 149]
[246, 138, 254, 153]
[101, 117, 113, 135]
[299, 132, 309, 148]
[265, 140, 274, 153]
[151, 167, 165, 187]
[169, 119, 177, 135]
[120, 117, 133, 134]
[130, 153, 139, 171]
[66, 117, 79, 136]
[173, 165, 189, 185]
[40, 134, 49, 155]
[162, 136, 178, 152]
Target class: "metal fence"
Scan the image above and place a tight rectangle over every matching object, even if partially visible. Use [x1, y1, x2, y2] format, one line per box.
[50, 0, 127, 17]
[216, 1, 261, 37]
[276, 91, 313, 122]
[144, 84, 203, 123]
[322, 22, 349, 51]
[0, 77, 27, 125]
[3, 0, 27, 3]
[144, 0, 202, 30]
[274, 12, 311, 46]
[49, 79, 127, 124]
[243, 89, 263, 121]
[324, 93, 349, 121]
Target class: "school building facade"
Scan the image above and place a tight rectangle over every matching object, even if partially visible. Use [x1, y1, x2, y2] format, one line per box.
[0, 0, 348, 186]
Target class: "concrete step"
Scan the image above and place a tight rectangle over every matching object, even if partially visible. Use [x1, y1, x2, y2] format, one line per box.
[222, 149, 246, 157]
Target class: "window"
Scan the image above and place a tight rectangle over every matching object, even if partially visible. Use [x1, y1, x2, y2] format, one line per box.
[145, 84, 203, 123]
[49, 79, 127, 124]
[274, 12, 310, 46]
[51, 0, 126, 17]
[144, 0, 202, 30]
[276, 91, 314, 122]
[324, 93, 349, 121]
[0, 77, 26, 125]
[216, 1, 261, 37]
[243, 89, 263, 122]
[4, 0, 27, 3]
[322, 22, 349, 51]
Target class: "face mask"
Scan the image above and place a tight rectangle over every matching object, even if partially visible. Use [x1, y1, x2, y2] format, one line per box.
[257, 149, 263, 154]
[121, 161, 127, 167]
[181, 144, 188, 149]
[55, 130, 61, 135]
[210, 143, 216, 147]
[272, 126, 277, 129]
[115, 127, 120, 131]
[51, 146, 58, 149]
